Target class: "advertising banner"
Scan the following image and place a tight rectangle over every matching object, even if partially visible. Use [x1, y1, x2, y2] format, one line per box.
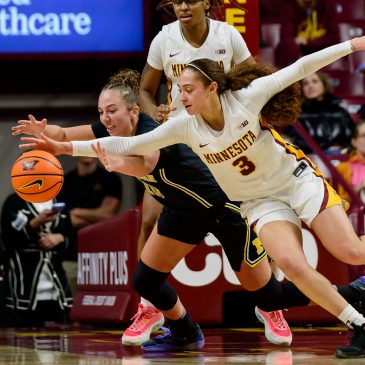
[217, 0, 259, 56]
[0, 0, 144, 54]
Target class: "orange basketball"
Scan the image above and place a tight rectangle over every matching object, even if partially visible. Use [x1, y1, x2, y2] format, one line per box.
[11, 150, 64, 203]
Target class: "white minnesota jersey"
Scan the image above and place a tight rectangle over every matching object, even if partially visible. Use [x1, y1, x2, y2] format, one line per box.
[73, 41, 352, 218]
[147, 18, 251, 105]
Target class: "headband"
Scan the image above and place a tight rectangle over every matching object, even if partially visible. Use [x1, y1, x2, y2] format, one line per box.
[187, 63, 213, 82]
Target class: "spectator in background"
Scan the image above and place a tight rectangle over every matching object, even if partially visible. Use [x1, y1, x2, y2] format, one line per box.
[61, 157, 122, 231]
[275, 0, 339, 67]
[0, 193, 73, 327]
[336, 120, 365, 204]
[284, 71, 354, 154]
[59, 157, 122, 295]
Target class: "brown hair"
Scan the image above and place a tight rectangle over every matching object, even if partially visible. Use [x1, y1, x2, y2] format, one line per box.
[102, 69, 141, 107]
[300, 71, 332, 100]
[157, 0, 246, 18]
[185, 59, 301, 127]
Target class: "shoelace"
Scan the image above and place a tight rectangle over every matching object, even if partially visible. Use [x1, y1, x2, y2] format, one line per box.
[269, 310, 287, 330]
[155, 326, 171, 339]
[129, 305, 156, 330]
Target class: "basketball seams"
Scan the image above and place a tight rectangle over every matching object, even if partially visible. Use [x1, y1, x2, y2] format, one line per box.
[11, 173, 64, 178]
[15, 156, 62, 171]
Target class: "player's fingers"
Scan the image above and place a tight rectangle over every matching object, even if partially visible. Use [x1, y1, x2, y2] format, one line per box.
[28, 114, 37, 122]
[20, 136, 39, 143]
[11, 126, 24, 135]
[91, 143, 98, 154]
[39, 133, 53, 144]
[92, 143, 105, 165]
[17, 120, 31, 126]
[19, 143, 37, 149]
[93, 142, 103, 157]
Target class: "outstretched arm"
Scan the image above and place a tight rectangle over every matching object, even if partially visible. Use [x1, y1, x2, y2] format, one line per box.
[20, 116, 189, 158]
[246, 37, 365, 112]
[13, 114, 95, 141]
[20, 133, 73, 155]
[92, 141, 159, 177]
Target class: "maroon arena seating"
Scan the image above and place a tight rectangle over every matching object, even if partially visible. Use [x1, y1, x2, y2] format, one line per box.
[325, 70, 365, 98]
[335, 0, 365, 22]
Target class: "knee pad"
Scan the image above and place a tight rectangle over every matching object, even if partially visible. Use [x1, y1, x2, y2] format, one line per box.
[133, 259, 178, 310]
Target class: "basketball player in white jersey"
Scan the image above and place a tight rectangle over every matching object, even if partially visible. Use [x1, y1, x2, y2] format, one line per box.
[136, 0, 283, 347]
[22, 34, 365, 358]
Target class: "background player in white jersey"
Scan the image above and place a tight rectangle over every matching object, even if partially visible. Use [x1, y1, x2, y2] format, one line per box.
[140, 0, 254, 122]
[22, 35, 365, 358]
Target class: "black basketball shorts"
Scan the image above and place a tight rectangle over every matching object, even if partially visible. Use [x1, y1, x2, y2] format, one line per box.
[157, 204, 267, 272]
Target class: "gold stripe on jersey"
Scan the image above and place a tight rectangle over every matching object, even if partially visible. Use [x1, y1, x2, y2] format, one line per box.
[166, 78, 173, 106]
[224, 202, 241, 213]
[159, 168, 213, 208]
[259, 118, 321, 175]
[259, 117, 344, 213]
[320, 179, 343, 212]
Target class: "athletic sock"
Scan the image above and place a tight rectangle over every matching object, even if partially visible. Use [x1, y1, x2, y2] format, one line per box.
[168, 310, 197, 337]
[338, 304, 365, 328]
[140, 297, 155, 308]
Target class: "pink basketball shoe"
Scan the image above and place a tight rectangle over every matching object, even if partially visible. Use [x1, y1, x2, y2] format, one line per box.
[255, 306, 293, 346]
[122, 304, 164, 346]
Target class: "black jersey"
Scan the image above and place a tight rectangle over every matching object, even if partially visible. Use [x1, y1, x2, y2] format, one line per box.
[91, 113, 236, 213]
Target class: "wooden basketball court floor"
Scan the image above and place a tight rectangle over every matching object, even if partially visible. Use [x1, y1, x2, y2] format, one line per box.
[0, 325, 364, 364]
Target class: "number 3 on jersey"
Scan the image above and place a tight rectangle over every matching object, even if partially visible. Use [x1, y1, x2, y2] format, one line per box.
[232, 156, 256, 176]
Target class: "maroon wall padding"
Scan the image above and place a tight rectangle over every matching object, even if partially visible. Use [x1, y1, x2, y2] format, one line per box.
[71, 204, 351, 325]
[70, 206, 141, 323]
